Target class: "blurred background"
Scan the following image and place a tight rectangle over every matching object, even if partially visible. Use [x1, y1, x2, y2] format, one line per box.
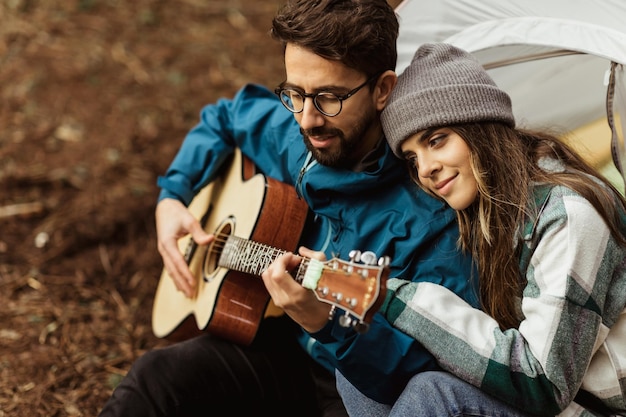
[0, 1, 293, 415]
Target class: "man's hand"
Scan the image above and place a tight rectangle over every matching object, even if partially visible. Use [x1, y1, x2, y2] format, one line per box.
[156, 198, 213, 297]
[261, 247, 331, 333]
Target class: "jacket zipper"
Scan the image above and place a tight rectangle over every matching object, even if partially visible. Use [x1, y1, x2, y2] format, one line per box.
[296, 151, 317, 198]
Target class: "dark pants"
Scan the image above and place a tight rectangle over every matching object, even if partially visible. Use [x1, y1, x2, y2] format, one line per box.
[98, 316, 347, 417]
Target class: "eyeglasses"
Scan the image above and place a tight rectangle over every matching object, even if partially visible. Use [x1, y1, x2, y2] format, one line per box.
[274, 74, 379, 117]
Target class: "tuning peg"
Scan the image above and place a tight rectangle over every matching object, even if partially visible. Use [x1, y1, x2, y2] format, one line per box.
[349, 250, 361, 262]
[317, 286, 329, 297]
[338, 312, 353, 328]
[345, 298, 358, 308]
[378, 256, 391, 267]
[360, 251, 377, 265]
[328, 305, 337, 321]
[353, 321, 370, 334]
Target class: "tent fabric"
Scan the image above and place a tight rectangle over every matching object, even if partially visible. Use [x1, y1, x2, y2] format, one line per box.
[395, 0, 626, 70]
[394, 0, 626, 181]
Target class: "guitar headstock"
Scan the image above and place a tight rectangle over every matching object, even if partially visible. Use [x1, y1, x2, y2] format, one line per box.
[298, 250, 390, 333]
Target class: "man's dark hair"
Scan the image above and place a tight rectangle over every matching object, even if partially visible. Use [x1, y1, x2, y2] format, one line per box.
[271, 0, 399, 78]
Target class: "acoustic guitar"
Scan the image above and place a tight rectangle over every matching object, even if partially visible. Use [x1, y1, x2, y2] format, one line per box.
[151, 149, 389, 345]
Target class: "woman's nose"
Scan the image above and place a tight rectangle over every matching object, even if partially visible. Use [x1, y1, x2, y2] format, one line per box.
[417, 154, 440, 179]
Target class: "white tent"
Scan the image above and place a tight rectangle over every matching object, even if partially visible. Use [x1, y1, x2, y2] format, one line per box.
[394, 0, 626, 187]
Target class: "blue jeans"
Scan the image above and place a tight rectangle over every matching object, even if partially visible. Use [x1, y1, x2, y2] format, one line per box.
[336, 370, 536, 417]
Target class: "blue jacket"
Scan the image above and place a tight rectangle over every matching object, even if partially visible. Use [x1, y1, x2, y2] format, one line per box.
[157, 83, 478, 404]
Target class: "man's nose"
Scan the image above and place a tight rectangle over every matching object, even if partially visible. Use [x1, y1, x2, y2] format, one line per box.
[297, 98, 325, 130]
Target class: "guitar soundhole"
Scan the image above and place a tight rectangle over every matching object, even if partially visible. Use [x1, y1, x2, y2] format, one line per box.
[202, 219, 234, 282]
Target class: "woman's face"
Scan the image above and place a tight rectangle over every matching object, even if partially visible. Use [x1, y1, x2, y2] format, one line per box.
[401, 127, 478, 210]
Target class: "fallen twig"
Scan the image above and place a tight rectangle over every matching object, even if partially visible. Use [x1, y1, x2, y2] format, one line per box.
[0, 202, 45, 220]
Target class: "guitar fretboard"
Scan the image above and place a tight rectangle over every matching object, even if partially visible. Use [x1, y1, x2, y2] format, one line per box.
[218, 235, 286, 276]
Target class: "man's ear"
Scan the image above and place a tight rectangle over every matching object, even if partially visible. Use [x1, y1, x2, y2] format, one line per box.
[374, 70, 398, 111]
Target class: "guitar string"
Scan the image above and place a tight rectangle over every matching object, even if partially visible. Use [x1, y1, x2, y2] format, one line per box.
[194, 232, 377, 314]
[206, 231, 313, 273]
[196, 231, 361, 273]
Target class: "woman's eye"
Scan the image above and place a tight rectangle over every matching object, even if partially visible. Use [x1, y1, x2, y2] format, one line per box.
[429, 134, 445, 146]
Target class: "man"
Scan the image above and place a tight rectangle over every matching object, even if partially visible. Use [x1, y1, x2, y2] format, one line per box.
[99, 1, 477, 416]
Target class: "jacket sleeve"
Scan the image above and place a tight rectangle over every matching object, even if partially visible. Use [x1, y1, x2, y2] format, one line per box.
[157, 84, 300, 205]
[380, 188, 626, 415]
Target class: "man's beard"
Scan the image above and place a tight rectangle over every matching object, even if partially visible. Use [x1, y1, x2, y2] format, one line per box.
[301, 108, 377, 169]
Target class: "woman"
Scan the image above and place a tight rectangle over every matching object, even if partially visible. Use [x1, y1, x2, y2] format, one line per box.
[336, 43, 626, 416]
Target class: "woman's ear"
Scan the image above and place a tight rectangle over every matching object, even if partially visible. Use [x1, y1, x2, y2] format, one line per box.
[374, 70, 397, 111]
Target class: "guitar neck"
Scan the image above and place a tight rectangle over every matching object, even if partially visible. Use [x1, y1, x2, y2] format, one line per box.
[218, 235, 289, 276]
[216, 234, 388, 330]
[217, 235, 316, 285]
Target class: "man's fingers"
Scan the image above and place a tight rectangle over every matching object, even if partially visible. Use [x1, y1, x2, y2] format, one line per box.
[298, 246, 326, 261]
[188, 221, 213, 245]
[161, 239, 195, 297]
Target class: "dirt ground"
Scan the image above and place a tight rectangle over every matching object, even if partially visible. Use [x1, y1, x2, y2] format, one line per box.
[0, 1, 288, 415]
[0, 1, 403, 415]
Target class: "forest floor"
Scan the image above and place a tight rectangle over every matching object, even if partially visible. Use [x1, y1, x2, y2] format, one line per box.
[0, 1, 293, 415]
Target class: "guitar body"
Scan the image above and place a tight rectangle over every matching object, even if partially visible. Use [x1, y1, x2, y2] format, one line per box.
[151, 149, 309, 345]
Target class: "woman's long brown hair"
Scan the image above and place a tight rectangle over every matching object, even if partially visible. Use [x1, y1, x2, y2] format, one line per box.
[409, 122, 626, 329]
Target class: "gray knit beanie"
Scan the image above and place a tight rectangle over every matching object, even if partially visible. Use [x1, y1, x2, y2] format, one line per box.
[383, 43, 515, 158]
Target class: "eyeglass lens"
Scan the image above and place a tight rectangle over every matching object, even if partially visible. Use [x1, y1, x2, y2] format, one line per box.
[279, 90, 342, 116]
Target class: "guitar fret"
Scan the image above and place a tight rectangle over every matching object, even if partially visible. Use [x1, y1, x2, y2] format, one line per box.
[218, 236, 286, 276]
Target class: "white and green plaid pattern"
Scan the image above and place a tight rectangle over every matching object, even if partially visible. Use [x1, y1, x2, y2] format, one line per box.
[381, 184, 626, 416]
